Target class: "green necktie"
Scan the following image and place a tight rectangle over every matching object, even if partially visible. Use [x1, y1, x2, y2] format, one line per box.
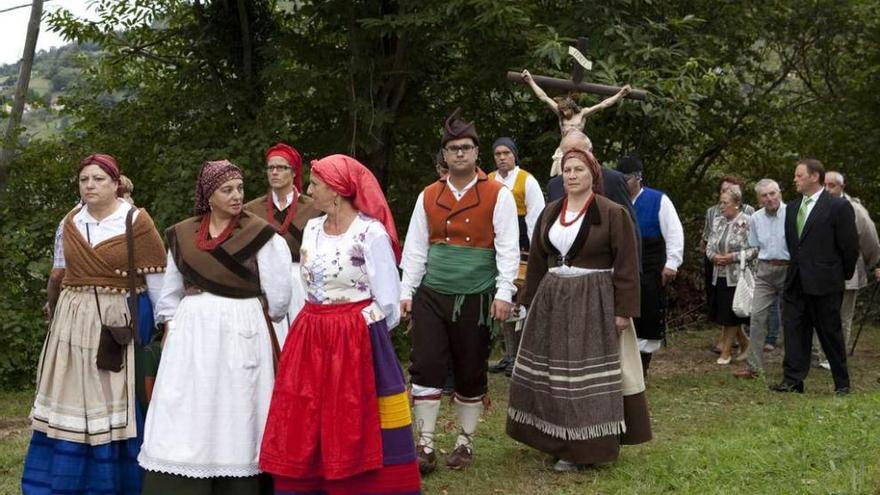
[796, 196, 812, 237]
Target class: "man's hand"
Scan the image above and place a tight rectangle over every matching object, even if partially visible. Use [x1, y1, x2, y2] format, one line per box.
[661, 267, 677, 286]
[492, 299, 512, 322]
[614, 316, 630, 335]
[620, 84, 632, 96]
[42, 302, 53, 325]
[874, 267, 880, 282]
[400, 299, 413, 321]
[521, 69, 533, 84]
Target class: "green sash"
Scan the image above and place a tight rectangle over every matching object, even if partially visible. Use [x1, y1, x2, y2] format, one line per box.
[423, 243, 497, 324]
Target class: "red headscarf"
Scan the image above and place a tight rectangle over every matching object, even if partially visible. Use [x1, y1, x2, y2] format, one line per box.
[561, 149, 604, 196]
[266, 143, 303, 193]
[310, 154, 401, 262]
[79, 153, 124, 197]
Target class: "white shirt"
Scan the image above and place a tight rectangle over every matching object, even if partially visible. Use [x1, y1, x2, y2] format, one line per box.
[58, 200, 164, 312]
[800, 188, 823, 222]
[271, 190, 295, 211]
[492, 166, 545, 242]
[400, 175, 520, 303]
[155, 234, 293, 323]
[748, 207, 789, 260]
[633, 188, 685, 271]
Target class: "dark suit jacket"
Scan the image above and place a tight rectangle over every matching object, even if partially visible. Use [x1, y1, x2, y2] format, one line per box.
[784, 190, 859, 295]
[547, 166, 641, 265]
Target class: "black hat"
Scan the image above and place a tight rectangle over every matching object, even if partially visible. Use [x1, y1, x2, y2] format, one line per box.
[617, 154, 643, 175]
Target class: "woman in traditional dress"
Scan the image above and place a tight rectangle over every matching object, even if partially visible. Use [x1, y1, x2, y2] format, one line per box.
[506, 149, 652, 472]
[138, 160, 292, 494]
[260, 154, 421, 494]
[705, 185, 756, 364]
[243, 143, 322, 347]
[22, 154, 167, 495]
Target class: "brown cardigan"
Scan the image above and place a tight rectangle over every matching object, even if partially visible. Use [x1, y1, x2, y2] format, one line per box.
[522, 194, 640, 318]
[243, 193, 322, 262]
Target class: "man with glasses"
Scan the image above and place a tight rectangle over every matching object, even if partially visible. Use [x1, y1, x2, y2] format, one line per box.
[400, 110, 519, 473]
[244, 142, 320, 345]
[487, 137, 544, 376]
[618, 155, 684, 377]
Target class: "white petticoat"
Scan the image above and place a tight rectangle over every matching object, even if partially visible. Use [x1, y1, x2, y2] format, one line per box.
[138, 292, 275, 478]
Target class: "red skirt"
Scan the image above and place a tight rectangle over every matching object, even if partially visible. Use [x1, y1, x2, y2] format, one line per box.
[260, 300, 420, 495]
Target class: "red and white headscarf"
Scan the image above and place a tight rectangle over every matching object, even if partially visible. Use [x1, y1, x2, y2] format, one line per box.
[194, 160, 243, 215]
[266, 143, 303, 193]
[310, 154, 401, 262]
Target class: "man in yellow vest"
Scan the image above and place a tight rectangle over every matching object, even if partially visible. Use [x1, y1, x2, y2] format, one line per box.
[488, 137, 545, 376]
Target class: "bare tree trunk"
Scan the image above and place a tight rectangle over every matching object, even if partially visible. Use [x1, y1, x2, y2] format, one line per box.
[0, 0, 44, 194]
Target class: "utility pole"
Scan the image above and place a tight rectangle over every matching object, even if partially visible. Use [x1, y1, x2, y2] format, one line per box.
[0, 0, 45, 194]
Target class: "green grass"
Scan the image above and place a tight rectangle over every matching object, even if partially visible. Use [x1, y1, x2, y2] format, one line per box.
[2, 326, 879, 494]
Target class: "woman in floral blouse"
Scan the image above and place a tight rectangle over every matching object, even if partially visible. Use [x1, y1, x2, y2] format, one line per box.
[260, 154, 421, 494]
[706, 185, 757, 364]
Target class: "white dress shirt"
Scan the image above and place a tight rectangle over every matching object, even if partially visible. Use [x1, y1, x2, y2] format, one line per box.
[492, 167, 545, 242]
[633, 188, 685, 271]
[400, 175, 520, 303]
[271, 190, 295, 211]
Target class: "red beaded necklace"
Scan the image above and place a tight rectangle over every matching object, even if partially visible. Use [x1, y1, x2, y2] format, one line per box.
[558, 193, 594, 227]
[196, 214, 239, 251]
[266, 190, 299, 235]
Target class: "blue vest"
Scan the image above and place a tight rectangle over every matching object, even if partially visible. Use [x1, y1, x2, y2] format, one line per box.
[634, 187, 663, 239]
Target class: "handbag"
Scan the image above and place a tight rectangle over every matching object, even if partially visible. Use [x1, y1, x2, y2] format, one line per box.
[732, 254, 755, 318]
[94, 208, 140, 372]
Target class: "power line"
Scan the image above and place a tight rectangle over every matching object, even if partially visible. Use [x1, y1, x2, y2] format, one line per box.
[0, 0, 55, 15]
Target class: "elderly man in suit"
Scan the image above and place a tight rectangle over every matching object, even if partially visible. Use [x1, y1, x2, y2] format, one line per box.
[771, 159, 859, 395]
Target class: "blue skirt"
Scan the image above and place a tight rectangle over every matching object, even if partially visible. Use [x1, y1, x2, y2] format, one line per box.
[22, 293, 154, 495]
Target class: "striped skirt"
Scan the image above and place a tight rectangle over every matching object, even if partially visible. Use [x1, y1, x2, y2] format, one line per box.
[260, 301, 420, 495]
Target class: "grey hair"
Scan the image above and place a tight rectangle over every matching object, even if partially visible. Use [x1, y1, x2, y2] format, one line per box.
[562, 129, 594, 151]
[753, 178, 779, 194]
[721, 184, 743, 205]
[826, 171, 845, 186]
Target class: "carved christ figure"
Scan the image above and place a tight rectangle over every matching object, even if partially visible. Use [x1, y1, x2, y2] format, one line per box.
[521, 69, 631, 176]
[522, 69, 631, 136]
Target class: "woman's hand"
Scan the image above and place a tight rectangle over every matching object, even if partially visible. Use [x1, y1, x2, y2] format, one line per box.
[714, 253, 734, 266]
[614, 316, 630, 335]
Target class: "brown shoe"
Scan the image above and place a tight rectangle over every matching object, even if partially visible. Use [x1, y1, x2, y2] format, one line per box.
[445, 445, 473, 470]
[417, 445, 437, 475]
[733, 368, 760, 379]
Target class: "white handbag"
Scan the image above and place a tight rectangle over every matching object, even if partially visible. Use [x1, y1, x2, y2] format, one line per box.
[732, 254, 755, 318]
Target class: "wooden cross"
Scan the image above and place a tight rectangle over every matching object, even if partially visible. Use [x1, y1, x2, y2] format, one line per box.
[507, 37, 647, 100]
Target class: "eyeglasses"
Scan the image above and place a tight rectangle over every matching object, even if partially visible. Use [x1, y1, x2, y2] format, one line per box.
[444, 144, 476, 154]
[266, 165, 291, 172]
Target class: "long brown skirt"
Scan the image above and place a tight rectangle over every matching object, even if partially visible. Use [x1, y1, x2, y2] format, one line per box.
[506, 271, 652, 465]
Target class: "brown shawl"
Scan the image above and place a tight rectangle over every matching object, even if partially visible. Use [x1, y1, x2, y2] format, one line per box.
[521, 195, 640, 317]
[243, 193, 321, 262]
[61, 207, 167, 290]
[166, 211, 276, 298]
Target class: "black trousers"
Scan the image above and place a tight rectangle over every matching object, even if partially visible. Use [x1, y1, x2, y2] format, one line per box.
[409, 285, 492, 398]
[782, 287, 849, 390]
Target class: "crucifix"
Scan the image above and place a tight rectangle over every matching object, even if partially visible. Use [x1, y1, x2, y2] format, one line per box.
[507, 37, 646, 174]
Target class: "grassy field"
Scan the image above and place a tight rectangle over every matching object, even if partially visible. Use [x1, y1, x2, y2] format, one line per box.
[2, 325, 879, 494]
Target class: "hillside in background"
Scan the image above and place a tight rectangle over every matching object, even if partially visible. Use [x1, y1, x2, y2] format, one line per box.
[0, 42, 100, 140]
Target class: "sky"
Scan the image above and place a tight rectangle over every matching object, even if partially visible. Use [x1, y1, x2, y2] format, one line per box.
[0, 0, 97, 66]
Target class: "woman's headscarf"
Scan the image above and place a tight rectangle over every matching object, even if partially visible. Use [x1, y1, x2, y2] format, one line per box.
[194, 160, 243, 215]
[561, 149, 604, 196]
[310, 154, 401, 262]
[266, 143, 303, 193]
[79, 153, 124, 197]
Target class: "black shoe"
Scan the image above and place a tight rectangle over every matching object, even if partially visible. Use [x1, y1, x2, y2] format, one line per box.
[834, 387, 850, 396]
[769, 381, 804, 393]
[489, 357, 511, 373]
[504, 362, 514, 377]
[417, 445, 437, 474]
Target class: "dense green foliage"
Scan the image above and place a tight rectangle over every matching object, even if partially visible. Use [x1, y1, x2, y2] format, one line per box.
[0, 0, 878, 386]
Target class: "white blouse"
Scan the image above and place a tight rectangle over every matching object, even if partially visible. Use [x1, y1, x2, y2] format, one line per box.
[301, 214, 401, 330]
[154, 234, 293, 323]
[547, 208, 610, 277]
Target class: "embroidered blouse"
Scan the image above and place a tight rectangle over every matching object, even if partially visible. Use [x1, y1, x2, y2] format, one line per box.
[301, 213, 401, 330]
